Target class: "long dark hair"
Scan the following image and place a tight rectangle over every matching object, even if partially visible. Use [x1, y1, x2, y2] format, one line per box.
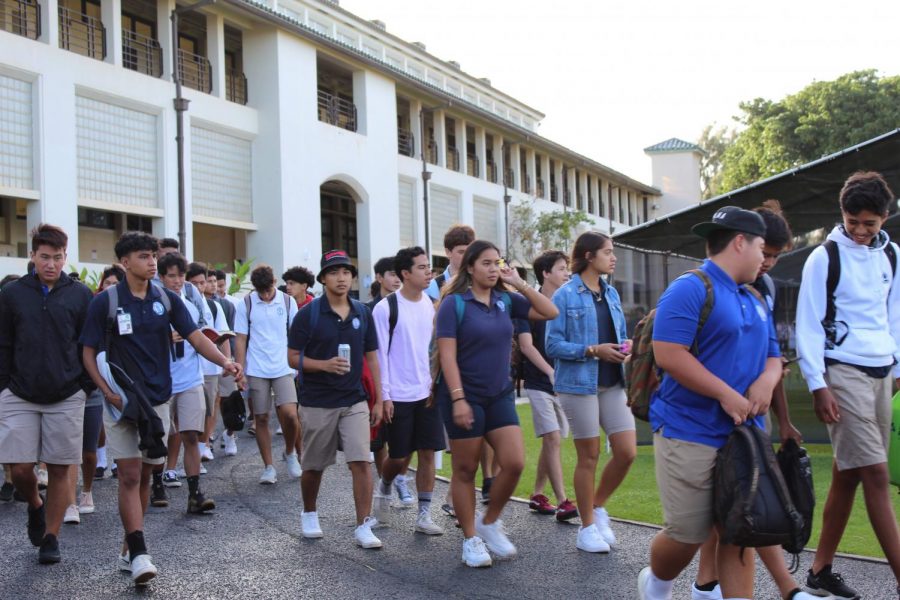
[570, 231, 612, 274]
[440, 240, 508, 300]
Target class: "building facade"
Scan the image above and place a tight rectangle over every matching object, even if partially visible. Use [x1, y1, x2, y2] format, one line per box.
[0, 0, 665, 292]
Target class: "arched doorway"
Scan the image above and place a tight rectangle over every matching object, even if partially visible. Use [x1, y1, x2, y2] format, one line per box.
[320, 180, 360, 296]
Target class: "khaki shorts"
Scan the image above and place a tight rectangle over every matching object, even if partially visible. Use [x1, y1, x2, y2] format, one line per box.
[825, 362, 893, 471]
[104, 400, 171, 465]
[558, 385, 636, 440]
[0, 388, 86, 465]
[202, 375, 219, 416]
[171, 386, 206, 433]
[654, 432, 717, 544]
[299, 401, 370, 472]
[218, 372, 237, 397]
[248, 375, 297, 416]
[525, 389, 569, 438]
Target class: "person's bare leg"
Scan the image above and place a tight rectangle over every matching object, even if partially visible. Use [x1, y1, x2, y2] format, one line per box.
[81, 451, 97, 494]
[450, 438, 482, 538]
[254, 413, 274, 467]
[758, 545, 800, 598]
[572, 437, 600, 526]
[116, 458, 151, 533]
[10, 462, 41, 507]
[649, 532, 703, 581]
[181, 431, 201, 477]
[276, 404, 300, 457]
[44, 464, 72, 537]
[533, 434, 549, 497]
[695, 532, 719, 587]
[593, 429, 636, 508]
[348, 461, 373, 525]
[373, 446, 387, 478]
[482, 426, 525, 525]
[859, 463, 900, 582]
[301, 470, 323, 512]
[415, 450, 436, 494]
[165, 431, 181, 472]
[717, 543, 755, 599]
[811, 462, 860, 573]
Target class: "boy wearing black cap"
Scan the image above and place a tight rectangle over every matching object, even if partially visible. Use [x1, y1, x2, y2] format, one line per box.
[637, 207, 783, 600]
[288, 250, 384, 549]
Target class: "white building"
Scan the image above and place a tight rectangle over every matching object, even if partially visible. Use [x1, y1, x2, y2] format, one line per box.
[0, 0, 665, 289]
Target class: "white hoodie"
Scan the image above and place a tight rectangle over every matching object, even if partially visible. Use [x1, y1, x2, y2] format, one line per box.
[796, 226, 900, 391]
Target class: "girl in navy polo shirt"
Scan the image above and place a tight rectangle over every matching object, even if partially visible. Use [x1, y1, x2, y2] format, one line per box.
[545, 231, 637, 554]
[435, 240, 558, 567]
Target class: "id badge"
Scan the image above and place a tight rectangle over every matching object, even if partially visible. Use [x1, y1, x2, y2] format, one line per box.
[117, 311, 133, 335]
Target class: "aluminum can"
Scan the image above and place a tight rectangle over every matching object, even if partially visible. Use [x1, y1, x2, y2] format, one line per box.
[338, 343, 351, 367]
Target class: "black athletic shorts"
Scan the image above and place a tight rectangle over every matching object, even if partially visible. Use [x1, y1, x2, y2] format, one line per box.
[384, 398, 446, 459]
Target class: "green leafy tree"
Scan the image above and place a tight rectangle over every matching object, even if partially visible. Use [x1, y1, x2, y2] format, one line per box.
[227, 258, 254, 295]
[709, 70, 900, 193]
[697, 123, 736, 199]
[69, 266, 101, 293]
[508, 199, 592, 265]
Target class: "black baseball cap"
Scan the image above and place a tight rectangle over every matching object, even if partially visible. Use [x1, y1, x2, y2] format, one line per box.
[317, 249, 358, 283]
[691, 206, 767, 239]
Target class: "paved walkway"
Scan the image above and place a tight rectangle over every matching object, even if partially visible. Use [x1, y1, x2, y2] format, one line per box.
[0, 429, 894, 599]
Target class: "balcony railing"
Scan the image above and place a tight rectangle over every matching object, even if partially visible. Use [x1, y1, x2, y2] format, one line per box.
[486, 159, 498, 183]
[426, 140, 438, 164]
[550, 183, 558, 203]
[564, 189, 572, 207]
[536, 178, 545, 198]
[178, 48, 212, 93]
[1, 0, 40, 39]
[577, 193, 585, 210]
[466, 153, 479, 178]
[58, 6, 105, 60]
[447, 146, 460, 172]
[397, 128, 414, 157]
[122, 29, 162, 78]
[317, 89, 357, 132]
[588, 196, 596, 214]
[226, 70, 247, 105]
[522, 174, 532, 194]
[503, 168, 514, 188]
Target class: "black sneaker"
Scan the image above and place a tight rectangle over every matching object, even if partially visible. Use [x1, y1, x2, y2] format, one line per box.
[110, 466, 117, 479]
[187, 493, 216, 514]
[94, 467, 106, 480]
[27, 500, 46, 546]
[150, 482, 169, 508]
[38, 534, 60, 564]
[0, 481, 13, 502]
[805, 565, 860, 600]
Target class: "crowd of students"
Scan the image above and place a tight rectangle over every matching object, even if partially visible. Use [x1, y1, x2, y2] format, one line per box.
[0, 170, 898, 599]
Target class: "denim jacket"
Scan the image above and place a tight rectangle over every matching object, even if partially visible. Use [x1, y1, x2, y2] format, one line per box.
[545, 273, 628, 395]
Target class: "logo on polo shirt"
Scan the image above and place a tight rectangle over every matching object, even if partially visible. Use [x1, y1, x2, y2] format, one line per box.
[496, 300, 506, 312]
[352, 317, 360, 329]
[277, 307, 284, 316]
[152, 301, 165, 316]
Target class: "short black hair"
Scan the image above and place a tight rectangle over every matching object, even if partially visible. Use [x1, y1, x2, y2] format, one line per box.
[277, 284, 287, 294]
[706, 230, 760, 256]
[186, 261, 208, 281]
[214, 269, 226, 281]
[101, 265, 125, 284]
[373, 256, 395, 277]
[114, 232, 158, 260]
[570, 232, 612, 274]
[159, 252, 188, 276]
[393, 246, 427, 282]
[0, 274, 20, 289]
[160, 238, 180, 250]
[31, 223, 68, 253]
[753, 200, 793, 250]
[533, 250, 568, 286]
[839, 171, 895, 216]
[250, 264, 275, 292]
[282, 265, 315, 287]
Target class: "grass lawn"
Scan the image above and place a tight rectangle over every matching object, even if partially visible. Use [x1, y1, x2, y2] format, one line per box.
[430, 403, 897, 559]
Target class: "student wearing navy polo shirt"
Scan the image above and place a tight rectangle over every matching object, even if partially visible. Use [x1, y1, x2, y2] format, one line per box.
[637, 208, 782, 600]
[288, 250, 384, 549]
[81, 232, 242, 586]
[435, 240, 558, 567]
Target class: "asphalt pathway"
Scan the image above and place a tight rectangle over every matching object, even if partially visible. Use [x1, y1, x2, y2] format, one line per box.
[0, 429, 894, 599]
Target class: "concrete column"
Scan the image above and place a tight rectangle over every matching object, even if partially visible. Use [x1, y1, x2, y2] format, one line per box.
[40, 0, 59, 47]
[612, 187, 620, 227]
[433, 109, 446, 168]
[455, 118, 466, 174]
[475, 126, 487, 181]
[207, 12, 225, 98]
[102, 0, 123, 66]
[589, 175, 599, 216]
[526, 148, 536, 196]
[540, 154, 550, 200]
[492, 135, 503, 185]
[553, 160, 563, 204]
[158, 0, 175, 81]
[510, 143, 521, 191]
[409, 98, 423, 158]
[600, 178, 609, 218]
[579, 171, 589, 212]
[566, 166, 576, 209]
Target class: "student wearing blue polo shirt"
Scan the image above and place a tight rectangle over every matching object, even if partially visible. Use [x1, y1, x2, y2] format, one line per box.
[81, 232, 242, 587]
[435, 240, 558, 567]
[637, 207, 782, 600]
[288, 250, 384, 549]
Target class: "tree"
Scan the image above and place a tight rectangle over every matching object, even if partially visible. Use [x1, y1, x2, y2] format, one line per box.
[704, 70, 900, 193]
[697, 123, 736, 199]
[508, 199, 592, 265]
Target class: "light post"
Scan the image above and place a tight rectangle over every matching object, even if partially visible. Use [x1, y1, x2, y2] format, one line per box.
[502, 142, 511, 258]
[418, 102, 451, 260]
[171, 0, 216, 251]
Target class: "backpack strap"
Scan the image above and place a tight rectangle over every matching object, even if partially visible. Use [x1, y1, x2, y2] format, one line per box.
[886, 242, 898, 280]
[686, 270, 716, 355]
[387, 292, 399, 353]
[454, 294, 465, 326]
[308, 296, 320, 333]
[282, 291, 292, 338]
[500, 291, 512, 316]
[206, 298, 218, 322]
[823, 240, 840, 328]
[184, 282, 207, 327]
[243, 294, 252, 346]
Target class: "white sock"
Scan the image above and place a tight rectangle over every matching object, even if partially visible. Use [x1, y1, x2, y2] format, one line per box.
[379, 478, 392, 495]
[647, 571, 675, 599]
[199, 442, 207, 452]
[96, 447, 107, 469]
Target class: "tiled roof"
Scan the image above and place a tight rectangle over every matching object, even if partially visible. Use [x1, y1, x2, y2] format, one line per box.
[643, 138, 706, 155]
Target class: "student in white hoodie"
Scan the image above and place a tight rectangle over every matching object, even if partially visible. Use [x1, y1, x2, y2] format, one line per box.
[796, 171, 900, 600]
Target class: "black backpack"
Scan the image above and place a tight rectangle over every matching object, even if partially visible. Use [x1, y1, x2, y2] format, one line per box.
[776, 439, 815, 556]
[220, 390, 246, 432]
[714, 424, 808, 568]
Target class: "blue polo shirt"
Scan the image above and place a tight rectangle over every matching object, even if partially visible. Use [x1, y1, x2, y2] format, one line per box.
[436, 289, 531, 399]
[649, 260, 779, 448]
[81, 281, 198, 406]
[288, 295, 378, 409]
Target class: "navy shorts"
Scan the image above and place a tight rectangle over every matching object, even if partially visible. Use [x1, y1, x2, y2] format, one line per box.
[385, 398, 446, 458]
[82, 404, 104, 453]
[438, 385, 519, 440]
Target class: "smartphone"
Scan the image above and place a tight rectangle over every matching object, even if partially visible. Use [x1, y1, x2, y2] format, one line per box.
[783, 355, 800, 364]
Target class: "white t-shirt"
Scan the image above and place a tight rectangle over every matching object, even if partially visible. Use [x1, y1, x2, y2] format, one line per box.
[170, 293, 204, 394]
[200, 299, 229, 377]
[373, 291, 435, 402]
[234, 290, 298, 379]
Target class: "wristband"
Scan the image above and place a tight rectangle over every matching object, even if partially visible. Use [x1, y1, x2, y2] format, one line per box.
[450, 387, 463, 395]
[452, 396, 466, 403]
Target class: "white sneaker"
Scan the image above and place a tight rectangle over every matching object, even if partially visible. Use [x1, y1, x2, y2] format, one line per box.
[788, 593, 820, 600]
[637, 566, 652, 600]
[284, 453, 302, 479]
[130, 554, 158, 586]
[162, 470, 181, 488]
[576, 523, 610, 553]
[394, 475, 416, 507]
[354, 516, 382, 549]
[372, 489, 392, 525]
[691, 582, 723, 600]
[64, 503, 80, 524]
[300, 511, 323, 538]
[200, 445, 214, 461]
[78, 491, 95, 514]
[276, 425, 283, 435]
[414, 507, 443, 535]
[223, 432, 237, 456]
[36, 468, 48, 488]
[592, 506, 617, 545]
[461, 536, 492, 568]
[199, 464, 208, 475]
[259, 465, 277, 485]
[475, 513, 517, 559]
[177, 468, 187, 479]
[118, 550, 131, 572]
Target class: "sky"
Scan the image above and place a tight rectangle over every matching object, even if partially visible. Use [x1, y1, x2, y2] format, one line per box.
[340, 0, 900, 184]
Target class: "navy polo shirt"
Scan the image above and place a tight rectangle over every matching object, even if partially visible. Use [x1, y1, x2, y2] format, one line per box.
[594, 289, 622, 388]
[649, 260, 780, 448]
[436, 289, 531, 399]
[288, 296, 378, 409]
[514, 318, 553, 395]
[80, 281, 198, 406]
